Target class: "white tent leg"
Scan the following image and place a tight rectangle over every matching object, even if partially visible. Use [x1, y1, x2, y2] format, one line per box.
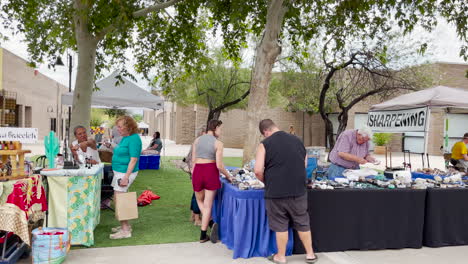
[423, 107, 431, 168]
[162, 101, 166, 168]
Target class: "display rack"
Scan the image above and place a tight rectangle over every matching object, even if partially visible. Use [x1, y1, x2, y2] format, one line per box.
[0, 149, 31, 180]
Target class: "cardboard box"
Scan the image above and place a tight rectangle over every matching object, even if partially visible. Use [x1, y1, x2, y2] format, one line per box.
[115, 192, 139, 221]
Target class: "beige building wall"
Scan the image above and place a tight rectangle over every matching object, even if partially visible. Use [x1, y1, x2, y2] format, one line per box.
[1, 48, 68, 140]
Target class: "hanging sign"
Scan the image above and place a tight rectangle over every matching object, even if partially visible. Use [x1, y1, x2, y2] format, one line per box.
[0, 127, 38, 143]
[367, 107, 427, 132]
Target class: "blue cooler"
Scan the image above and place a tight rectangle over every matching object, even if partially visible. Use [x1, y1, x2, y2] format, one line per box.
[139, 155, 148, 170]
[139, 155, 160, 170]
[147, 155, 160, 170]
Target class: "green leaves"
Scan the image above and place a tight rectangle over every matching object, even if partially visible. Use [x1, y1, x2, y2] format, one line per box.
[164, 48, 250, 112]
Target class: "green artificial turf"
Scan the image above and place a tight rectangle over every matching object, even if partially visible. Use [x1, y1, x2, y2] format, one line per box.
[83, 156, 242, 248]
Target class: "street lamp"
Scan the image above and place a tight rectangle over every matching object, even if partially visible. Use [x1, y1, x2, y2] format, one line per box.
[55, 54, 73, 159]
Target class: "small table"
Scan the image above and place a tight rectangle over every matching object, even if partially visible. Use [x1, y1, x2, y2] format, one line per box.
[41, 164, 103, 246]
[293, 188, 426, 253]
[212, 179, 293, 259]
[0, 149, 31, 180]
[424, 188, 468, 247]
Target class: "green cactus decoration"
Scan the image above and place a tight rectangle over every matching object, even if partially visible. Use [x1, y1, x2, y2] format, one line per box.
[44, 131, 60, 168]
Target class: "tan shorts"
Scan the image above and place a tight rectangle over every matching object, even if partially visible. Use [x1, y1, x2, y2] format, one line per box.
[111, 171, 138, 192]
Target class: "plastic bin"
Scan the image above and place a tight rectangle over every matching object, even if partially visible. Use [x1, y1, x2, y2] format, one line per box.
[306, 157, 317, 179]
[139, 155, 160, 170]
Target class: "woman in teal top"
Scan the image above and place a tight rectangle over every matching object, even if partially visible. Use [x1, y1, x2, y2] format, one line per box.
[110, 115, 142, 240]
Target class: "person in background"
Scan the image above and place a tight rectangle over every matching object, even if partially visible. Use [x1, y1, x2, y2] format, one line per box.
[254, 119, 317, 264]
[142, 131, 163, 155]
[451, 132, 468, 170]
[110, 116, 142, 239]
[185, 125, 206, 226]
[289, 125, 296, 135]
[71, 125, 101, 164]
[327, 127, 376, 179]
[191, 120, 232, 243]
[112, 125, 123, 146]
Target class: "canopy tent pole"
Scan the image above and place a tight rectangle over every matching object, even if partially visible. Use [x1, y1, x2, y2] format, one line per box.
[162, 102, 166, 168]
[444, 113, 449, 152]
[423, 107, 431, 168]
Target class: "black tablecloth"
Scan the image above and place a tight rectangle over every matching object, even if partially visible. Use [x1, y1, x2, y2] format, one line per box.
[424, 188, 468, 247]
[293, 188, 426, 253]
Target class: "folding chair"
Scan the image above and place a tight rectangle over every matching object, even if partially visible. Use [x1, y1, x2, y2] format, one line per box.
[101, 164, 114, 211]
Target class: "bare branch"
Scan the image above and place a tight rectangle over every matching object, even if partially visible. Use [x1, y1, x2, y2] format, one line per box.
[133, 0, 182, 18]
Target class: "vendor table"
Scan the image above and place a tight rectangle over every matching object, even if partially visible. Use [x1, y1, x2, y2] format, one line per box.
[423, 188, 468, 247]
[41, 164, 103, 246]
[0, 175, 47, 245]
[293, 188, 426, 253]
[212, 178, 293, 259]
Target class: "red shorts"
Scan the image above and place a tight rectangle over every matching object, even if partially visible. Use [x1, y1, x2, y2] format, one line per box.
[192, 163, 221, 192]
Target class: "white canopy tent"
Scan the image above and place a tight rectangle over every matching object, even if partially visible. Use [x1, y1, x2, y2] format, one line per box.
[368, 86, 468, 166]
[61, 71, 164, 110]
[370, 86, 468, 111]
[138, 122, 150, 129]
[62, 71, 167, 163]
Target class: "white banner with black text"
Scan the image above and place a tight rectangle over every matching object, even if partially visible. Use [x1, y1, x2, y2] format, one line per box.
[367, 107, 428, 132]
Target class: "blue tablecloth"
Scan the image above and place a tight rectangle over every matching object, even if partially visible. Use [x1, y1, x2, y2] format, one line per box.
[412, 172, 468, 181]
[212, 178, 293, 259]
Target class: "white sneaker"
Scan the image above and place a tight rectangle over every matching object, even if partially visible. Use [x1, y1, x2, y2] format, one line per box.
[109, 230, 132, 240]
[111, 226, 132, 233]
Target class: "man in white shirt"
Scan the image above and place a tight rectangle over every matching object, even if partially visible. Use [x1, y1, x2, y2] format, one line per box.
[71, 125, 101, 164]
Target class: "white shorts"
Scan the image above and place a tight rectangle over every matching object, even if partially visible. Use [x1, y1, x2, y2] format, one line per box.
[112, 171, 138, 192]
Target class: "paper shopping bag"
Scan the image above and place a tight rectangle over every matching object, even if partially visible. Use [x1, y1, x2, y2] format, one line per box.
[115, 192, 139, 221]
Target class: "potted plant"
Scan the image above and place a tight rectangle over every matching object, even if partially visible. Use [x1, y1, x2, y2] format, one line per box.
[372, 133, 393, 154]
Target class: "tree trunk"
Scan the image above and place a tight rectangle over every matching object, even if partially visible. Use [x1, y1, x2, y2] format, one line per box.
[336, 110, 349, 141]
[206, 109, 221, 126]
[324, 116, 335, 151]
[242, 0, 290, 164]
[69, 40, 98, 140]
[69, 1, 98, 140]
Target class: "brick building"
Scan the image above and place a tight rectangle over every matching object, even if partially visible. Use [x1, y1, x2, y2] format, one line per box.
[144, 62, 468, 154]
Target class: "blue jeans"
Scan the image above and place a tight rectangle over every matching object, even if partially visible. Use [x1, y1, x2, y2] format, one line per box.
[326, 163, 347, 179]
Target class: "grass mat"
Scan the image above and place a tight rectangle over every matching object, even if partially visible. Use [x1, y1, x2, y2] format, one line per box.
[79, 156, 242, 248]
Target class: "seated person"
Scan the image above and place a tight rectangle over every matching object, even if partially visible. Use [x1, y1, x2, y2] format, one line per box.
[327, 127, 376, 178]
[142, 131, 162, 155]
[71, 125, 101, 164]
[451, 132, 468, 170]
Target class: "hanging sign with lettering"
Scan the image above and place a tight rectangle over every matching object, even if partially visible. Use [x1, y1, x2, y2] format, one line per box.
[0, 128, 39, 143]
[367, 107, 428, 132]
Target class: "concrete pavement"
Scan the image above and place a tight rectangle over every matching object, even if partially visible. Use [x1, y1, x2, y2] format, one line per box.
[19, 243, 468, 264]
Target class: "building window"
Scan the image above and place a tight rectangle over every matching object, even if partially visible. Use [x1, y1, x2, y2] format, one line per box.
[25, 106, 32, 127]
[50, 118, 57, 132]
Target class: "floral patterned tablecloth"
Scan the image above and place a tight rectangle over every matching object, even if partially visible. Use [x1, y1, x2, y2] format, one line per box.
[0, 175, 47, 245]
[42, 164, 103, 246]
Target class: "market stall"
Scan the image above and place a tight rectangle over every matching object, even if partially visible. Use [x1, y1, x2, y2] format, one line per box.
[367, 85, 468, 248]
[368, 85, 468, 160]
[212, 171, 293, 259]
[41, 164, 103, 246]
